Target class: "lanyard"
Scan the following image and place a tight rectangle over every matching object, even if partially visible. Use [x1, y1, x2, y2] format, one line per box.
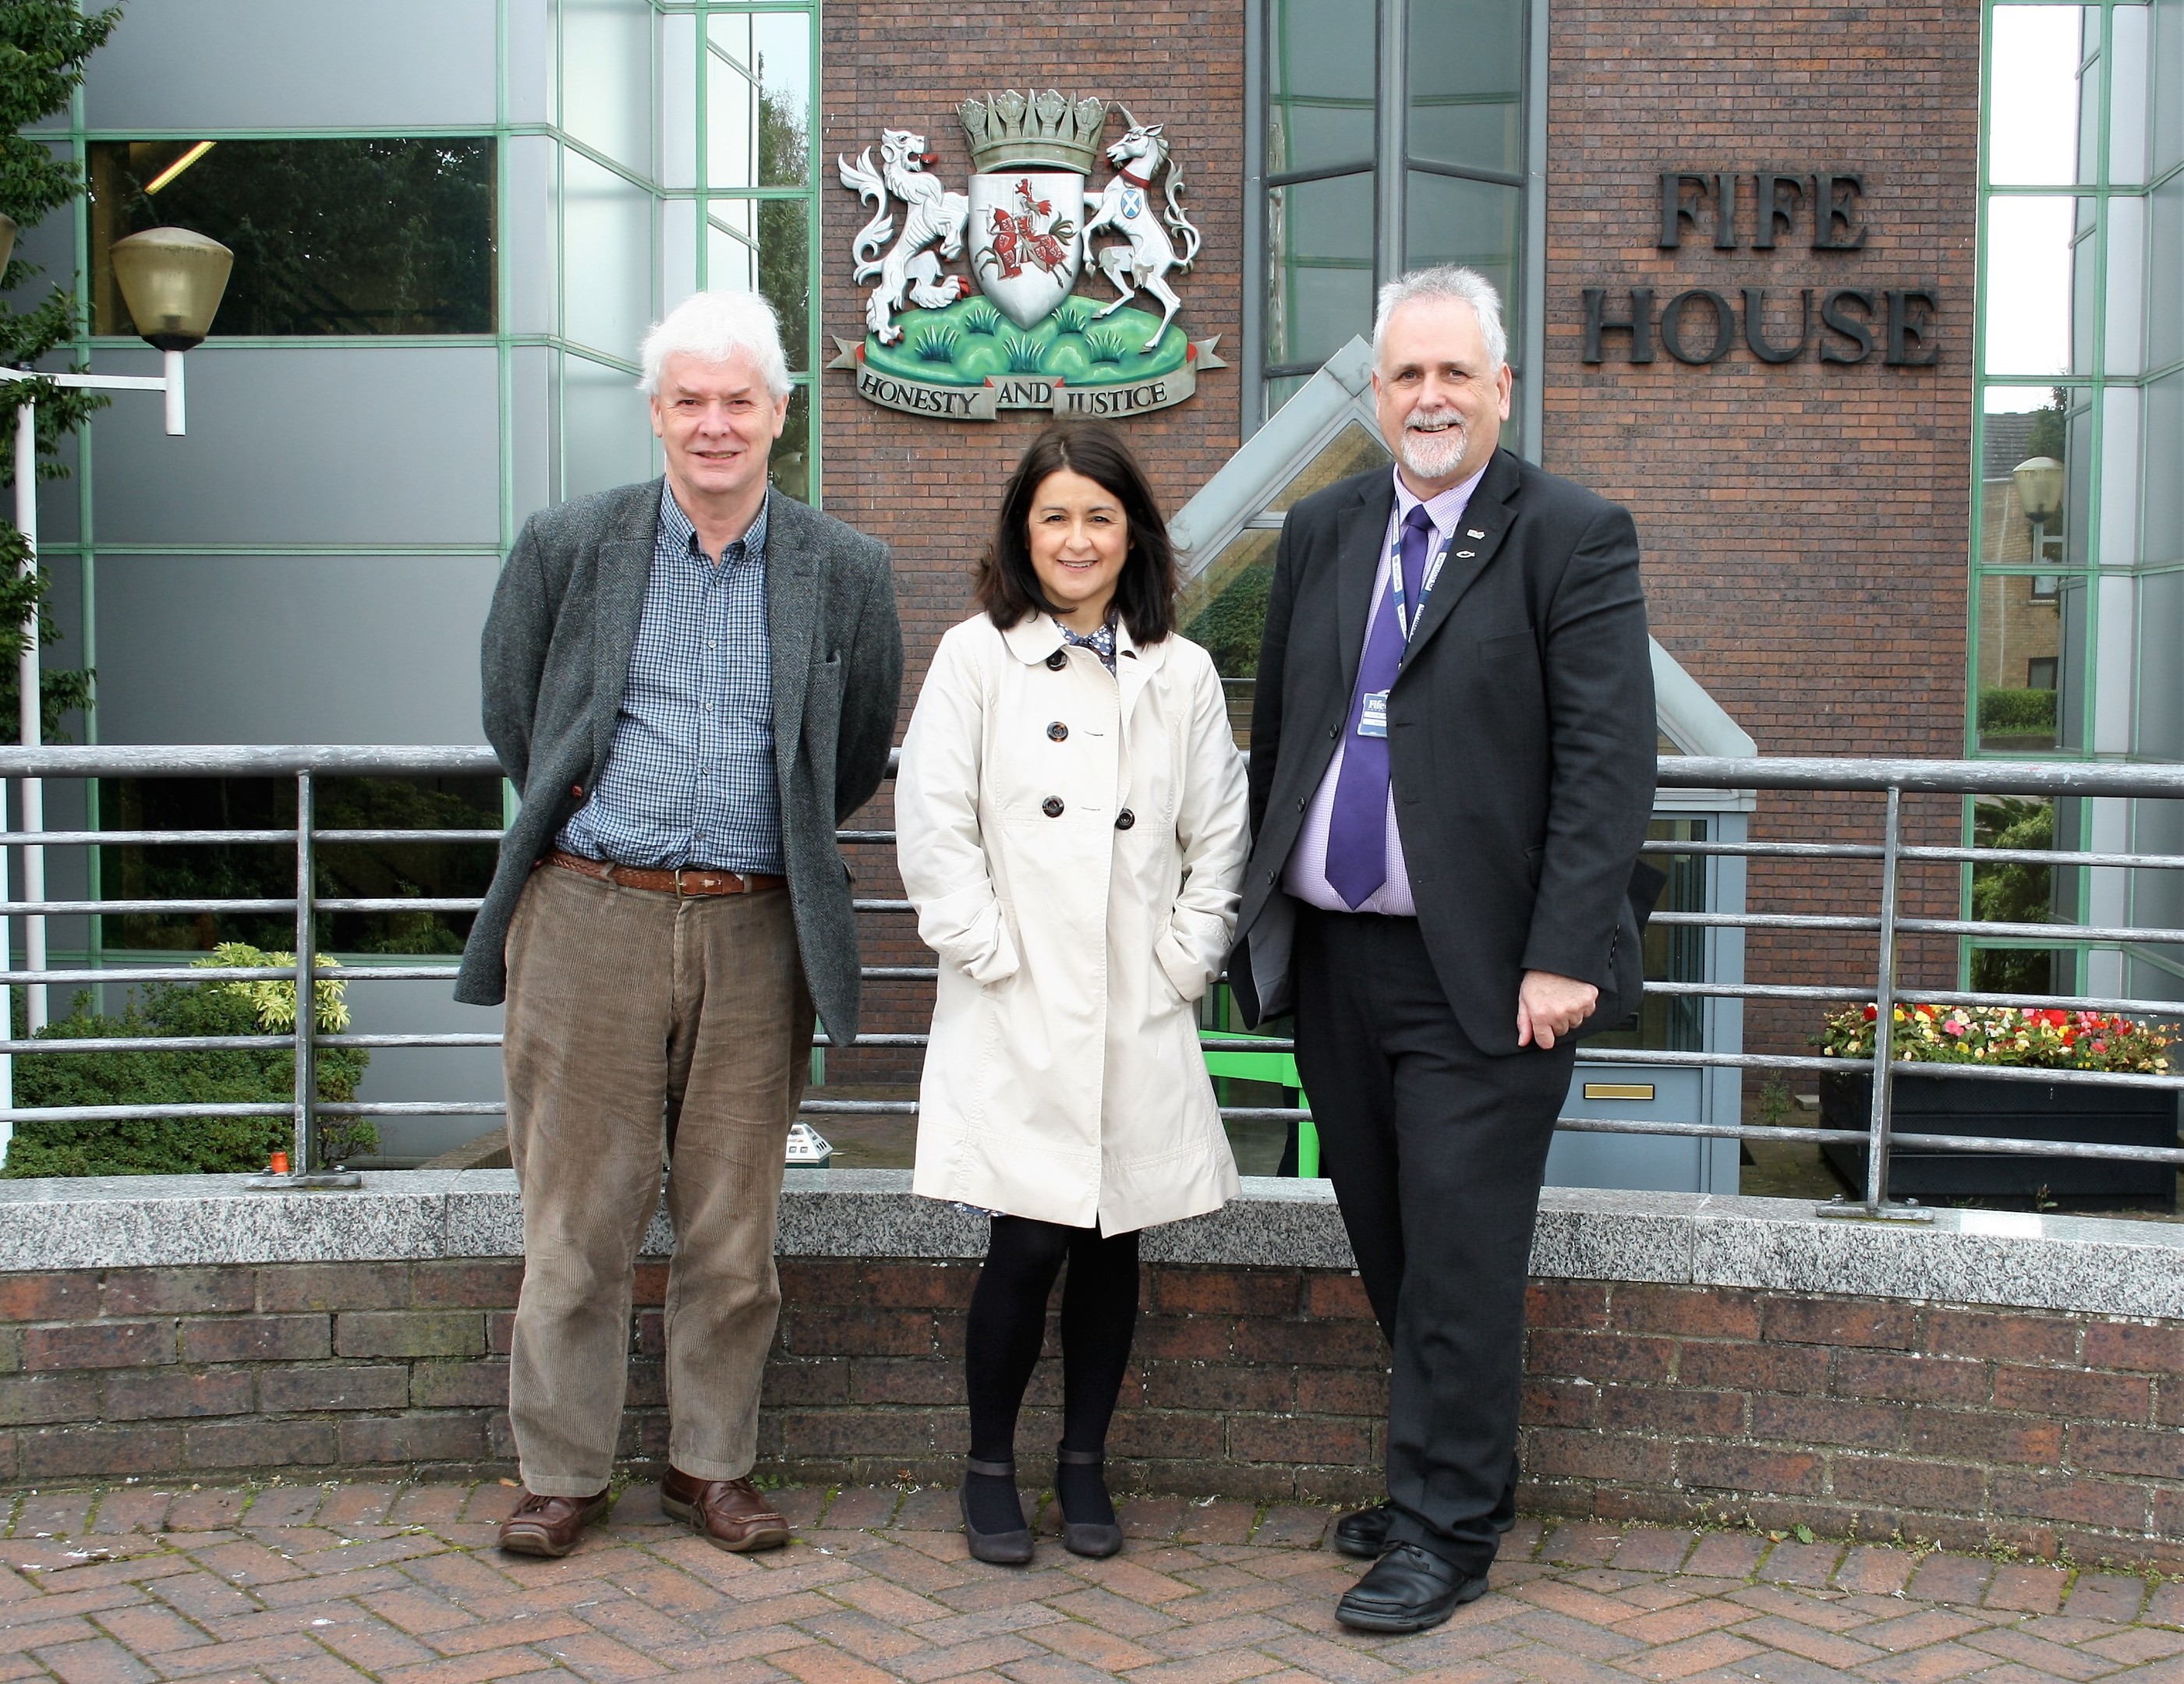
[1386, 516, 1457, 644]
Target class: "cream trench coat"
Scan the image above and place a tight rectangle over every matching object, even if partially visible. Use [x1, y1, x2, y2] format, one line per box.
[897, 611, 1250, 1233]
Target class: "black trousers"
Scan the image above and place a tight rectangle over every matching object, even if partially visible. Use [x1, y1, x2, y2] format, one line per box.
[1293, 906, 1575, 1577]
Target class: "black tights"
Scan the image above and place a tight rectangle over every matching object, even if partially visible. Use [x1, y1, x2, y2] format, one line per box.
[962, 1215, 1138, 1527]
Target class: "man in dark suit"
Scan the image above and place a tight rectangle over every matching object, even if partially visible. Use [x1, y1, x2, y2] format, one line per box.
[1233, 266, 1655, 1632]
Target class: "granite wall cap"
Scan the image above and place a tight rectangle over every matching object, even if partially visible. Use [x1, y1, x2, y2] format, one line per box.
[2, 1169, 2181, 1321]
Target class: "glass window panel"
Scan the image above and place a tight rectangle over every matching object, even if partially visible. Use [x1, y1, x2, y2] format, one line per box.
[708, 196, 757, 292]
[1976, 571, 2069, 748]
[88, 140, 495, 337]
[752, 13, 812, 188]
[1977, 388, 2075, 567]
[1262, 419, 1391, 512]
[1967, 796, 2059, 993]
[705, 197, 808, 370]
[1265, 173, 1375, 368]
[1987, 6, 2093, 186]
[563, 351, 656, 501]
[2105, 193, 2146, 375]
[706, 16, 758, 191]
[2144, 369, 2183, 570]
[2110, 4, 2150, 185]
[1268, 0, 1378, 175]
[562, 147, 652, 360]
[1981, 195, 2083, 377]
[2150, 169, 2182, 370]
[2070, 219, 2097, 377]
[560, 0, 653, 175]
[769, 384, 812, 505]
[2155, 0, 2184, 174]
[1178, 527, 1279, 746]
[2135, 569, 2184, 757]
[1407, 0, 1522, 175]
[1403, 172, 1520, 341]
[660, 11, 699, 191]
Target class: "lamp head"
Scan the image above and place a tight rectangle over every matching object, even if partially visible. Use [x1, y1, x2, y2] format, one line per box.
[2012, 455, 2065, 524]
[110, 225, 233, 352]
[0, 213, 17, 281]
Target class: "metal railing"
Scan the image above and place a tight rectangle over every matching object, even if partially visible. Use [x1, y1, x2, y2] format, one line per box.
[0, 745, 2179, 1219]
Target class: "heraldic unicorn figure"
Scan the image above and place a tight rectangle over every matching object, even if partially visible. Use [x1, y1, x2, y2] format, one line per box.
[1081, 108, 1203, 353]
[838, 129, 971, 344]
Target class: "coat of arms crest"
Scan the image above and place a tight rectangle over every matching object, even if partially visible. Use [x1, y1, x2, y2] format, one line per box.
[831, 90, 1225, 421]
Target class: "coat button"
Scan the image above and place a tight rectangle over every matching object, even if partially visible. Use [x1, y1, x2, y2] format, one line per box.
[1046, 649, 1067, 670]
[1328, 724, 1338, 739]
[1047, 721, 1068, 741]
[1297, 796, 1307, 811]
[1265, 869, 1278, 885]
[1042, 796, 1064, 817]
[1115, 808, 1135, 830]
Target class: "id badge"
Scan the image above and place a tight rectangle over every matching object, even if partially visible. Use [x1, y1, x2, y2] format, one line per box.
[1357, 690, 1389, 739]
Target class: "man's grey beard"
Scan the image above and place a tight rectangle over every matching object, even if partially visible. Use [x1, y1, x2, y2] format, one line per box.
[1398, 414, 1468, 482]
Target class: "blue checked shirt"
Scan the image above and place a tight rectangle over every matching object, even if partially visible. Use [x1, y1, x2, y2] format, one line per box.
[556, 485, 784, 873]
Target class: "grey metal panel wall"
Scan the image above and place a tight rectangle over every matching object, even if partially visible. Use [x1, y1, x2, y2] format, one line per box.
[88, 347, 501, 548]
[83, 0, 497, 131]
[94, 554, 497, 746]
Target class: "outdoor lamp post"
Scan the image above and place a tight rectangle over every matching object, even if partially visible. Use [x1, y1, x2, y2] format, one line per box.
[7, 225, 232, 1029]
[2012, 455, 2065, 563]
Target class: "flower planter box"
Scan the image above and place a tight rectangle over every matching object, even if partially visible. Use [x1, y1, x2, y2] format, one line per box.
[1819, 1070, 2179, 1210]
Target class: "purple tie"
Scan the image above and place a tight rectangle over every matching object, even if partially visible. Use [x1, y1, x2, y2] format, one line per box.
[1324, 503, 1435, 908]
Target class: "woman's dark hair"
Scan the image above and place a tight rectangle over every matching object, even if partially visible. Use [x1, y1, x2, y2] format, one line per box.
[975, 419, 1177, 643]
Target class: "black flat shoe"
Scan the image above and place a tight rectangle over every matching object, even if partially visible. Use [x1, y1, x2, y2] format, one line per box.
[1335, 1542, 1488, 1633]
[959, 1457, 1034, 1565]
[1055, 1447, 1123, 1558]
[1333, 1499, 1394, 1559]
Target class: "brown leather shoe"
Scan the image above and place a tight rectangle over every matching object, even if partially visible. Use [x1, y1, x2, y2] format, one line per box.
[497, 1488, 610, 1558]
[660, 1466, 791, 1553]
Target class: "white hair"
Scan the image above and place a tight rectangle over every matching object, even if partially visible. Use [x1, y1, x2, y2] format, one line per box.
[638, 289, 792, 399]
[1372, 266, 1508, 372]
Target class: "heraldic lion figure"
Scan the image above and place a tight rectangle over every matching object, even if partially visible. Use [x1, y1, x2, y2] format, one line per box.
[838, 129, 972, 344]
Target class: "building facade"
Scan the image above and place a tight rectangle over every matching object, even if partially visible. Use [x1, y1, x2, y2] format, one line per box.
[14, 0, 2182, 1157]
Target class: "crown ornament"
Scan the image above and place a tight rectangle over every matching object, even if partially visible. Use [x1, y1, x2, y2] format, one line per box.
[958, 90, 1109, 175]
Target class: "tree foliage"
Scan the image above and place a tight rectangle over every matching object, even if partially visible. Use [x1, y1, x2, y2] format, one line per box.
[0, 0, 124, 743]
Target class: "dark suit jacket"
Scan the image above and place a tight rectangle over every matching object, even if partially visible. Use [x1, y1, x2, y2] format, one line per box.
[454, 479, 904, 1045]
[1232, 448, 1655, 1055]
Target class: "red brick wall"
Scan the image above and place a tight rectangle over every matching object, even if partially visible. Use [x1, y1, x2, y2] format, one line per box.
[1541, 2, 1981, 1045]
[819, 2, 1247, 1082]
[8, 1261, 2183, 1572]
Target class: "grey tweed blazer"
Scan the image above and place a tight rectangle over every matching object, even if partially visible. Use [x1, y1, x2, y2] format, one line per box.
[454, 478, 904, 1045]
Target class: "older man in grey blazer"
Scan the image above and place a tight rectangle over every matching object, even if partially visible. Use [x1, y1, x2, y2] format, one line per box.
[455, 289, 902, 1558]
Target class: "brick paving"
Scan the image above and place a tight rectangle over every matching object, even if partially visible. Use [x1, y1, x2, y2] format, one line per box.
[5, 1483, 2183, 1684]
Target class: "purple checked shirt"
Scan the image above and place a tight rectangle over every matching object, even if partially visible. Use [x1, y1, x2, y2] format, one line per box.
[1282, 462, 1488, 917]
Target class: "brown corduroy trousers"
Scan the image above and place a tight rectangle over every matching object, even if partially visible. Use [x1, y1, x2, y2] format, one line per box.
[501, 863, 813, 1496]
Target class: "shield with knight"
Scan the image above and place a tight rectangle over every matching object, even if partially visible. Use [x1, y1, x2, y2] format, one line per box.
[958, 91, 1103, 328]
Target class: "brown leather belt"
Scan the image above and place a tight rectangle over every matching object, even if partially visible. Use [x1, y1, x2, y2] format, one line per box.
[544, 848, 784, 897]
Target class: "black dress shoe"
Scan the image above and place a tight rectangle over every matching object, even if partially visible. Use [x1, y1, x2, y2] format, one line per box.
[1333, 1500, 1394, 1558]
[1054, 1446, 1124, 1558]
[1335, 1542, 1488, 1633]
[959, 1457, 1035, 1565]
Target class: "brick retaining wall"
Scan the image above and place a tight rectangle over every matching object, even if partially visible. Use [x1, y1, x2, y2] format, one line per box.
[5, 1257, 2181, 1572]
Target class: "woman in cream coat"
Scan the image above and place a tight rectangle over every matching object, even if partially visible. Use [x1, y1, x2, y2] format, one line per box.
[897, 419, 1249, 1566]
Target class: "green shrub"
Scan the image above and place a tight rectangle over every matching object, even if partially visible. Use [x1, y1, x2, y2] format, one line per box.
[1978, 686, 2058, 735]
[960, 300, 1002, 335]
[1, 945, 372, 1178]
[1051, 298, 1096, 335]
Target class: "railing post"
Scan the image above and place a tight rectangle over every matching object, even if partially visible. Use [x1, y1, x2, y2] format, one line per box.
[14, 399, 43, 1034]
[292, 770, 315, 1176]
[1823, 781, 1933, 1222]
